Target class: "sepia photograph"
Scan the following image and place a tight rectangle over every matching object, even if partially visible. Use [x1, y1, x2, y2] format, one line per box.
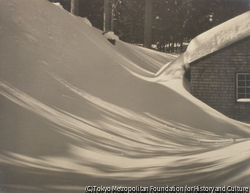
[0, 0, 250, 192]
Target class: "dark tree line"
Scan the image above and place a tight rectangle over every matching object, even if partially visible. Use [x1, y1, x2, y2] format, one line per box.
[151, 0, 249, 52]
[49, 0, 249, 52]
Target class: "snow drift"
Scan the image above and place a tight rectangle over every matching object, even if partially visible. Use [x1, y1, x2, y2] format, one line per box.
[0, 1, 250, 192]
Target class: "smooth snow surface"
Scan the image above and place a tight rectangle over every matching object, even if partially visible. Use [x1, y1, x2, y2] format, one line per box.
[0, 1, 250, 192]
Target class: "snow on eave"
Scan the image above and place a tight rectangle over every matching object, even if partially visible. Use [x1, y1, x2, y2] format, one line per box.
[184, 11, 250, 66]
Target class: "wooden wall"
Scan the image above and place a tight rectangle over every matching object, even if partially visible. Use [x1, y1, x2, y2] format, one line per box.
[190, 37, 250, 123]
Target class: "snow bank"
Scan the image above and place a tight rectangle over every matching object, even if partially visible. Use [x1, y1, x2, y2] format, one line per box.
[52, 2, 64, 10]
[103, 31, 119, 40]
[0, 0, 250, 192]
[82, 17, 92, 27]
[115, 41, 177, 73]
[184, 11, 250, 65]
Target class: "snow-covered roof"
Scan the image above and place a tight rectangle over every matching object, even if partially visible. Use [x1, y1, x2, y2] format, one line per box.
[184, 11, 250, 65]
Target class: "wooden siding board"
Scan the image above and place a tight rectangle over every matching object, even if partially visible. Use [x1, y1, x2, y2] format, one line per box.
[190, 36, 250, 123]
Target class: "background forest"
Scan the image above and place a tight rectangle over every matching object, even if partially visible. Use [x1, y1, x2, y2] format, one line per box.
[49, 0, 250, 52]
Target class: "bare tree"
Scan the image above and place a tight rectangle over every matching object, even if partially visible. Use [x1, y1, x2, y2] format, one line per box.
[111, 0, 115, 32]
[104, 0, 111, 31]
[71, 0, 79, 16]
[144, 0, 152, 48]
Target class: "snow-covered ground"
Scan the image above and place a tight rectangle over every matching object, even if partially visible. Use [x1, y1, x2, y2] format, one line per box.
[0, 1, 250, 192]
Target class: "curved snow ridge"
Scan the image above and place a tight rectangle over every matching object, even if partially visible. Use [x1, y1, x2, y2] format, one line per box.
[130, 54, 186, 85]
[118, 55, 184, 85]
[1, 79, 250, 185]
[0, 78, 242, 151]
[1, 140, 250, 185]
[122, 42, 179, 71]
[184, 11, 250, 65]
[152, 10, 250, 86]
[114, 42, 165, 78]
[1, 0, 250, 188]
[148, 11, 250, 92]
